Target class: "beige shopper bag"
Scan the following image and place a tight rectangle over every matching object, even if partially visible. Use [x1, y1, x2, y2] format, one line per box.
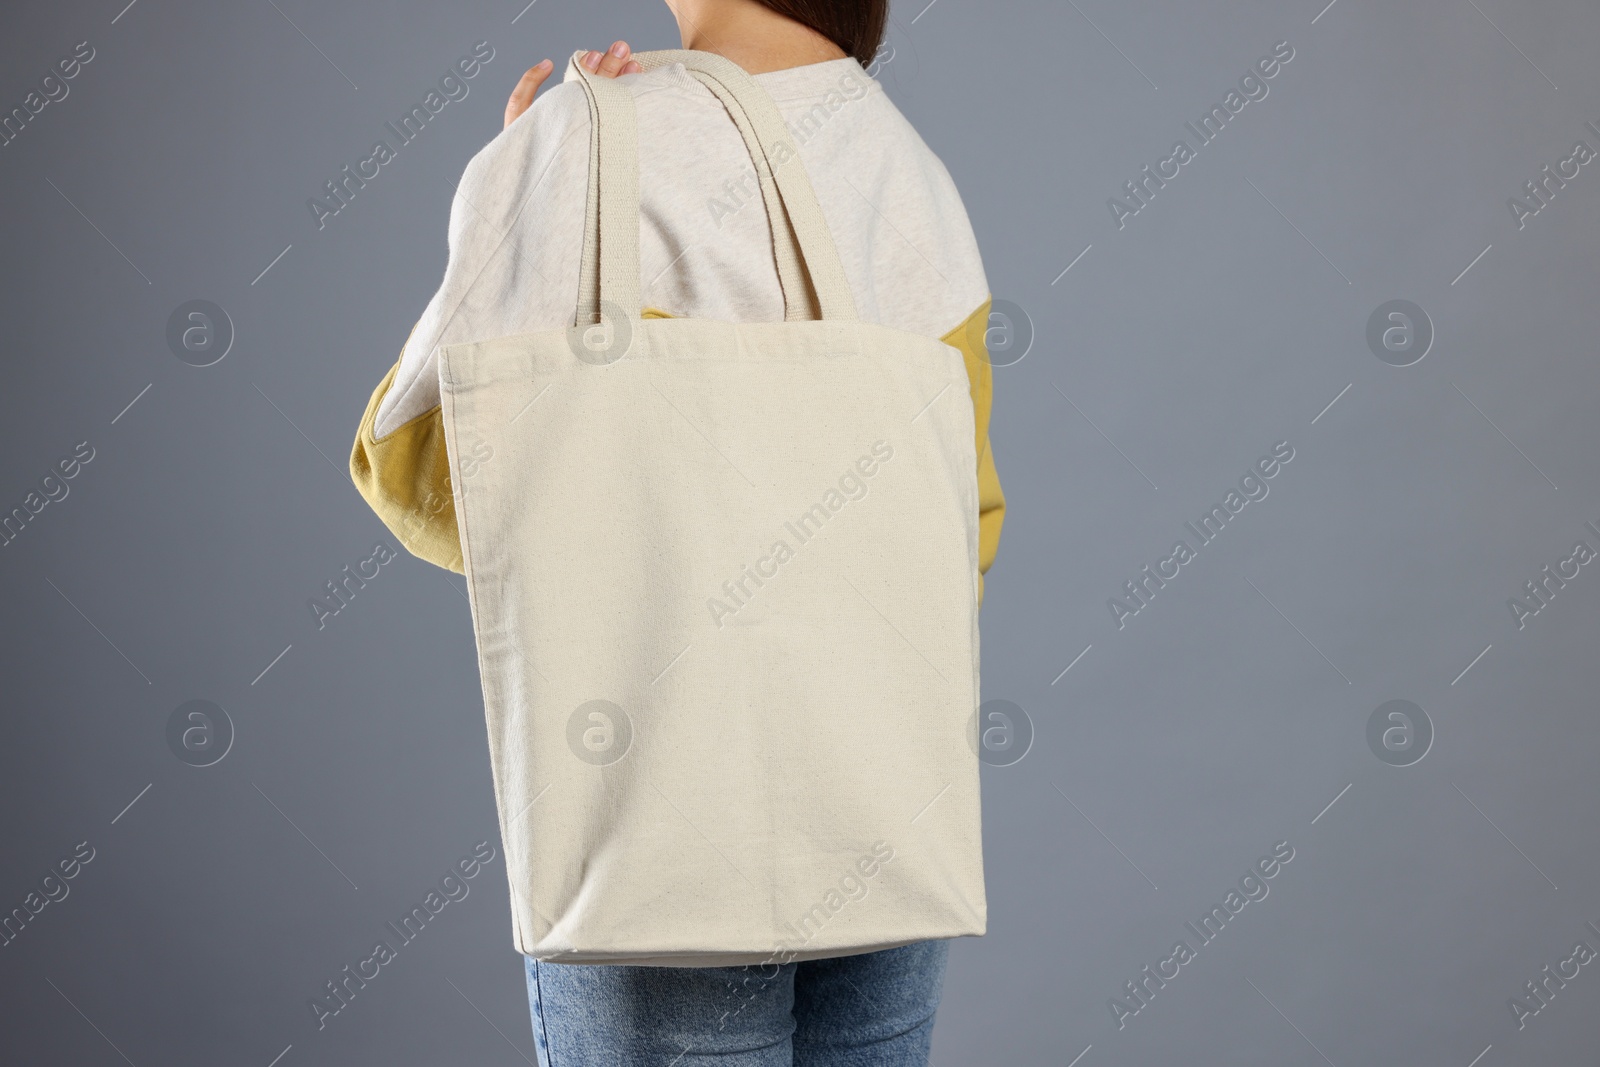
[437, 49, 985, 966]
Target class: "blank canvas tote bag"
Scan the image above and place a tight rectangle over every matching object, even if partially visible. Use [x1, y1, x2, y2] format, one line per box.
[437, 49, 985, 966]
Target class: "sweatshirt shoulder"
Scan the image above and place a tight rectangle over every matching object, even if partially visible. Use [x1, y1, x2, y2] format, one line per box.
[460, 79, 591, 201]
[881, 98, 987, 273]
[826, 87, 990, 337]
[454, 70, 687, 228]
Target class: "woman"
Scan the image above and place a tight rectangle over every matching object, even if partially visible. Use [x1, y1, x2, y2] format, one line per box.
[350, 1, 1003, 1062]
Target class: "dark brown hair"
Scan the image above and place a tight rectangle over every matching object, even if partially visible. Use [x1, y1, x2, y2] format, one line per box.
[750, 0, 888, 68]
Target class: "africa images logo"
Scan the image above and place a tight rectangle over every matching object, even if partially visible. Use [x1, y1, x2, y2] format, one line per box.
[1107, 441, 1295, 630]
[1107, 40, 1295, 229]
[1108, 840, 1296, 1029]
[307, 42, 495, 230]
[307, 842, 497, 1029]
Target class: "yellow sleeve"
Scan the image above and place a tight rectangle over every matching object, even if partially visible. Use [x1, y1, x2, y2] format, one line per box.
[348, 348, 464, 574]
[941, 298, 1007, 606]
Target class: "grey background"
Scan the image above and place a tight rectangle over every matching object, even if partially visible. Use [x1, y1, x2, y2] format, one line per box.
[2, 0, 1596, 1063]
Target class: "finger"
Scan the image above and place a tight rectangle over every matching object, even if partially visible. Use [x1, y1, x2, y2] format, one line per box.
[595, 40, 631, 77]
[504, 59, 552, 129]
[621, 59, 642, 75]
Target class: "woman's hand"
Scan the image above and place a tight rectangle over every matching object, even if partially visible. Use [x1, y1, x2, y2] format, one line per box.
[504, 41, 644, 129]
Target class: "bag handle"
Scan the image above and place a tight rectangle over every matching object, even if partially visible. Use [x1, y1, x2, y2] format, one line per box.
[644, 51, 854, 323]
[568, 54, 642, 326]
[673, 66, 813, 321]
[647, 51, 860, 322]
[567, 49, 859, 326]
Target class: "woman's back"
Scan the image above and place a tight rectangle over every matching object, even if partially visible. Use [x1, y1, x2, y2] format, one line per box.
[348, 21, 1004, 1062]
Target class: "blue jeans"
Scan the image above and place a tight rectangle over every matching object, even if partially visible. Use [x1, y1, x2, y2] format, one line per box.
[524, 940, 950, 1066]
